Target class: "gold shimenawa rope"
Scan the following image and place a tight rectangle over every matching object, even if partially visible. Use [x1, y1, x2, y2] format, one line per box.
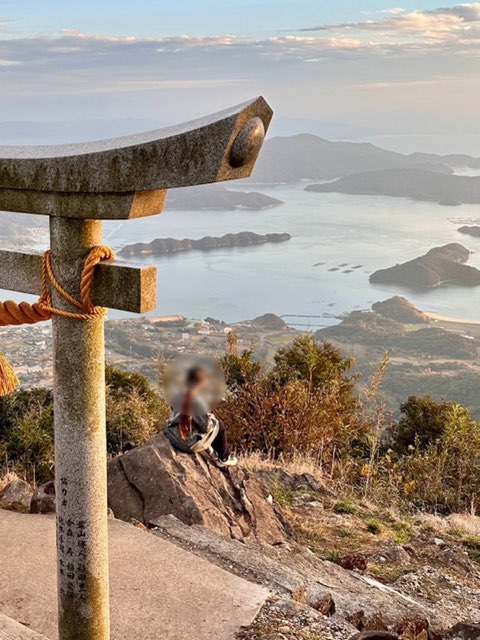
[0, 245, 114, 395]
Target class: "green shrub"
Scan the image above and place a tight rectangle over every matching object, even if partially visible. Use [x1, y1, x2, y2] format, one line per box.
[365, 518, 382, 534]
[272, 335, 357, 400]
[333, 500, 357, 515]
[324, 549, 341, 563]
[105, 365, 169, 455]
[219, 350, 261, 388]
[218, 337, 365, 471]
[393, 394, 457, 454]
[0, 366, 168, 483]
[0, 388, 54, 485]
[397, 402, 480, 513]
[393, 521, 413, 544]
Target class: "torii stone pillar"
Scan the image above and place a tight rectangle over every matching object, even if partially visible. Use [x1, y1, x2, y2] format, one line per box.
[0, 97, 273, 640]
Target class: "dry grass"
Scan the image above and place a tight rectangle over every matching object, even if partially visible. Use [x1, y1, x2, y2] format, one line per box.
[0, 470, 18, 492]
[242, 450, 416, 567]
[240, 450, 326, 479]
[416, 512, 480, 538]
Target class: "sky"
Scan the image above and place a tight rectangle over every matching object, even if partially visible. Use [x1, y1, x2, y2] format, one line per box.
[0, 1, 479, 146]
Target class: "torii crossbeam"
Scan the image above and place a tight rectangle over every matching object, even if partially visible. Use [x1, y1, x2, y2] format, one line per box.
[0, 96, 272, 640]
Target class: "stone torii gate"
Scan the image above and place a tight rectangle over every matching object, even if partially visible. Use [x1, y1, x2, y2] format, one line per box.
[0, 96, 272, 640]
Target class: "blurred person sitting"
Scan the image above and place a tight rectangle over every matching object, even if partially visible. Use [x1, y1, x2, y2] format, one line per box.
[165, 365, 237, 467]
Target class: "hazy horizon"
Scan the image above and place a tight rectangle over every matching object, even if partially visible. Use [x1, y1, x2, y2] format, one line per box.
[0, 1, 479, 155]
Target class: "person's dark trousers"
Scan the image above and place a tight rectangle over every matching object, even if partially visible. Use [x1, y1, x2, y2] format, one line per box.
[212, 420, 229, 461]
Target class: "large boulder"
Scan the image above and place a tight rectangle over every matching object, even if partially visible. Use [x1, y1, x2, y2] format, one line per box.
[107, 433, 288, 544]
[0, 479, 33, 513]
[30, 481, 56, 514]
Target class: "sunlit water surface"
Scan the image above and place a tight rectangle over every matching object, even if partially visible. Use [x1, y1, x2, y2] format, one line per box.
[100, 184, 480, 325]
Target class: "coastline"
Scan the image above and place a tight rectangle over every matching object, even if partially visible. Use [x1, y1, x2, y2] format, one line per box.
[425, 311, 480, 325]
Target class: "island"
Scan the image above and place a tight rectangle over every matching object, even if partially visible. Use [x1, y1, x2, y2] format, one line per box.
[305, 168, 480, 206]
[369, 243, 480, 289]
[165, 185, 283, 211]
[458, 226, 480, 238]
[119, 231, 292, 257]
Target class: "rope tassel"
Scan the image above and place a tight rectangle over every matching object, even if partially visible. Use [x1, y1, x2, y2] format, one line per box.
[0, 352, 19, 396]
[0, 245, 114, 395]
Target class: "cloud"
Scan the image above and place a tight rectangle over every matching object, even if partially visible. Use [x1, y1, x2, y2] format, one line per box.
[428, 3, 480, 20]
[0, 10, 478, 134]
[380, 8, 405, 15]
[300, 2, 480, 44]
[0, 31, 381, 87]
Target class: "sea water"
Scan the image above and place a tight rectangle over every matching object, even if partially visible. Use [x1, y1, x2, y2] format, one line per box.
[99, 184, 480, 325]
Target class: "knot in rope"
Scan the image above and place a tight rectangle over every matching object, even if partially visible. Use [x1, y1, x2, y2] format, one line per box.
[0, 245, 114, 327]
[38, 245, 115, 321]
[0, 245, 114, 395]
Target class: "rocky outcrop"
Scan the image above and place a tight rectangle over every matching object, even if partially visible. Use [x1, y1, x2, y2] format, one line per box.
[449, 622, 480, 640]
[370, 244, 480, 289]
[119, 231, 291, 258]
[0, 479, 33, 513]
[107, 433, 288, 545]
[152, 513, 449, 627]
[30, 480, 56, 514]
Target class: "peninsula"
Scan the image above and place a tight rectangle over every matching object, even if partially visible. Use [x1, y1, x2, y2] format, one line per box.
[165, 185, 284, 211]
[369, 243, 480, 289]
[119, 231, 292, 257]
[305, 168, 480, 206]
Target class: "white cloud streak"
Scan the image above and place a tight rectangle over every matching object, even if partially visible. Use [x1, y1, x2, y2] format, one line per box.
[301, 2, 480, 44]
[0, 5, 478, 132]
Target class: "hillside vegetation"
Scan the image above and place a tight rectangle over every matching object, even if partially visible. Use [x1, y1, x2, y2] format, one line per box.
[3, 334, 480, 635]
[2, 335, 480, 517]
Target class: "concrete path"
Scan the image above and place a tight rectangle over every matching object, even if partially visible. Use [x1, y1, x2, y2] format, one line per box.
[0, 510, 268, 640]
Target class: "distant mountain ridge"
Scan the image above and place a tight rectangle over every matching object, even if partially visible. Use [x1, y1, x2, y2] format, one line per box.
[251, 134, 467, 183]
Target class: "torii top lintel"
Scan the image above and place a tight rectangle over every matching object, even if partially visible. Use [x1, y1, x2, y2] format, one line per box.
[0, 96, 273, 220]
